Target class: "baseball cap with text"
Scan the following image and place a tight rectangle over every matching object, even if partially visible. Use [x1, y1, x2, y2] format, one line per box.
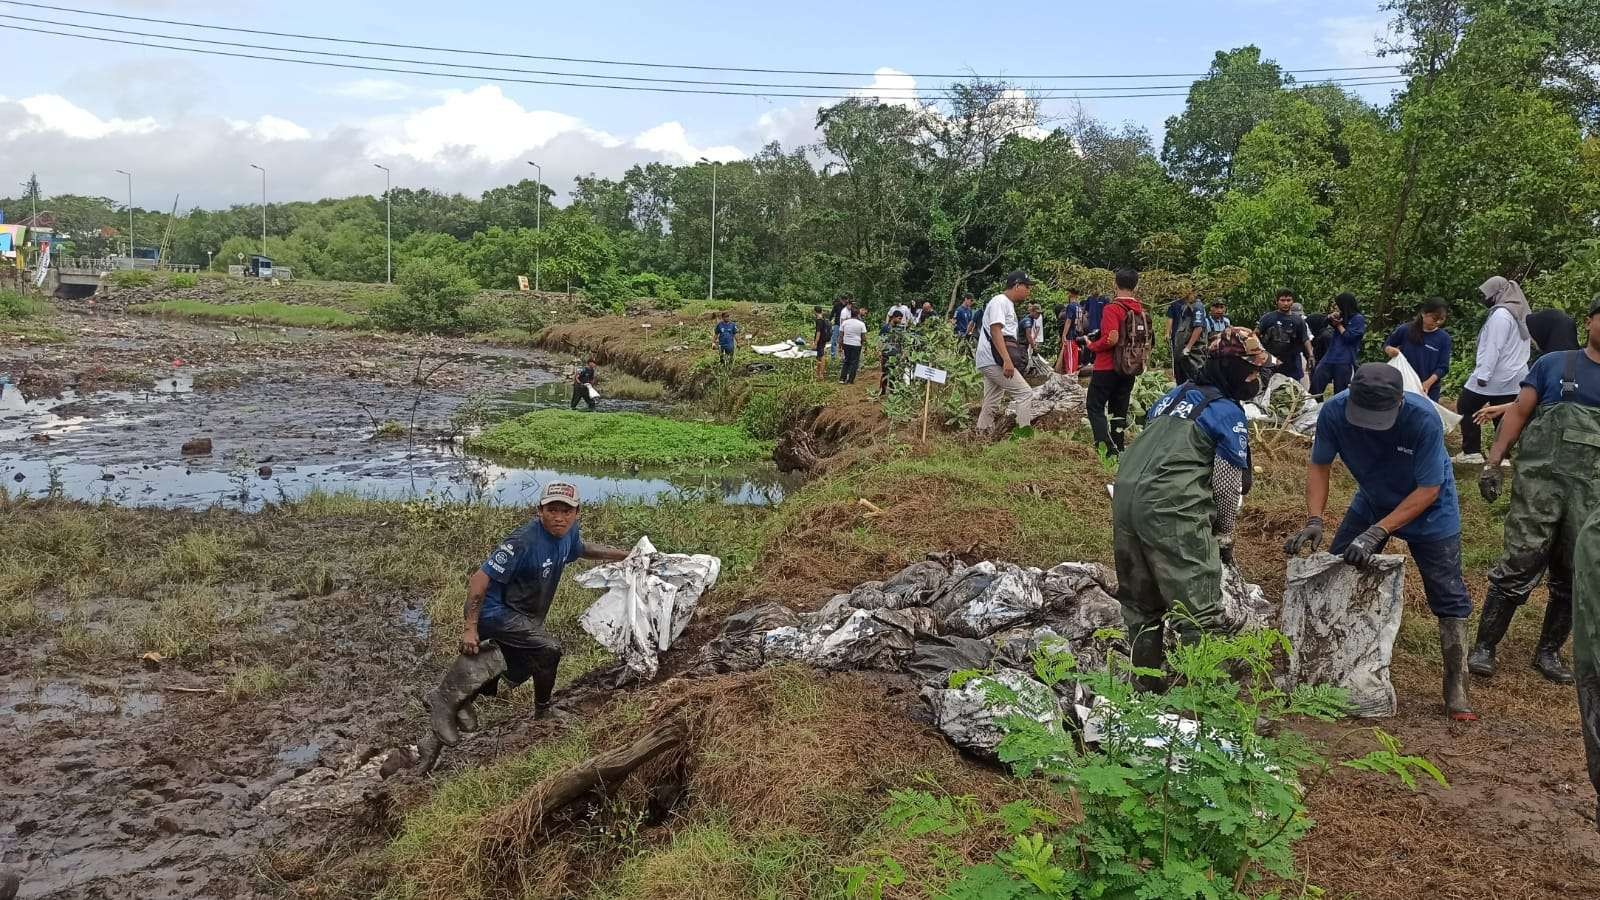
[539, 481, 581, 508]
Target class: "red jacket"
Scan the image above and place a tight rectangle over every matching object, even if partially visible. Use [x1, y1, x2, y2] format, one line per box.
[1088, 296, 1144, 373]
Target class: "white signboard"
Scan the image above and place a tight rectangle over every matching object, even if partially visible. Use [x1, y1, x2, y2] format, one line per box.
[913, 364, 947, 384]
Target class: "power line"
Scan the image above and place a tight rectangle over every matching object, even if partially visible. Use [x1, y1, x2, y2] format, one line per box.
[0, 23, 1412, 103]
[10, 13, 1409, 96]
[0, 0, 1403, 82]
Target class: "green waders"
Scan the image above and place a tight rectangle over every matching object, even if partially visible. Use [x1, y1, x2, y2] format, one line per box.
[1112, 386, 1235, 666]
[1472, 352, 1600, 682]
[1573, 505, 1600, 829]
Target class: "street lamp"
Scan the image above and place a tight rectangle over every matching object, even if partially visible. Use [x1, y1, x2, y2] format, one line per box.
[249, 163, 267, 257]
[698, 158, 720, 302]
[114, 169, 133, 259]
[206, 249, 213, 270]
[526, 160, 542, 293]
[373, 163, 392, 284]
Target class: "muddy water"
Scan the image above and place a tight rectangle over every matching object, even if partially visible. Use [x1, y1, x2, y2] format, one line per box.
[1, 341, 793, 510]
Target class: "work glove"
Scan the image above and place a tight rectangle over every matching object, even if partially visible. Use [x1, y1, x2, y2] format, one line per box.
[1283, 517, 1324, 556]
[1341, 524, 1390, 567]
[1478, 464, 1502, 503]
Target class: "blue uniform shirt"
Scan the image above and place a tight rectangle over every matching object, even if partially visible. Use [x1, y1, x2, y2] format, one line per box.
[479, 520, 584, 621]
[953, 305, 973, 336]
[715, 320, 737, 350]
[1148, 385, 1250, 469]
[1384, 325, 1452, 399]
[1311, 392, 1459, 543]
[1522, 349, 1600, 407]
[1321, 314, 1367, 365]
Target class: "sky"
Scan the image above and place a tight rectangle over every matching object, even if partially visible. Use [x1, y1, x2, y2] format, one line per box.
[0, 0, 1399, 212]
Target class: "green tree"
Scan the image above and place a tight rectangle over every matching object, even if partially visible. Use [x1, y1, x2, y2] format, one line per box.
[1162, 47, 1291, 197]
[374, 257, 478, 332]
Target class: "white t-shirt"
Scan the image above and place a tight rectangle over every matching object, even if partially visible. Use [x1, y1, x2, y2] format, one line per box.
[839, 306, 854, 322]
[974, 294, 1018, 369]
[888, 303, 912, 324]
[840, 317, 868, 347]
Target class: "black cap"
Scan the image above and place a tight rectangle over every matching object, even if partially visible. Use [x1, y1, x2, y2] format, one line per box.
[1589, 294, 1600, 317]
[1346, 363, 1405, 430]
[1005, 270, 1034, 288]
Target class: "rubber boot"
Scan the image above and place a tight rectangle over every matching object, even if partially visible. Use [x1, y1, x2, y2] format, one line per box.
[1468, 588, 1517, 677]
[455, 704, 479, 733]
[426, 645, 506, 746]
[1439, 617, 1479, 722]
[1129, 622, 1168, 694]
[1532, 598, 1576, 685]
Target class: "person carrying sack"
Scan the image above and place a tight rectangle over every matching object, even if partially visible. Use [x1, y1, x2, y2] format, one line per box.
[1471, 297, 1600, 685]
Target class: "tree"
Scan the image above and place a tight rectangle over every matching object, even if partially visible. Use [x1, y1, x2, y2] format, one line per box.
[1162, 47, 1291, 198]
[374, 257, 478, 332]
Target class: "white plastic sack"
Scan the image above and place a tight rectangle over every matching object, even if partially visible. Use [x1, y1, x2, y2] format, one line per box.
[576, 537, 721, 679]
[753, 339, 811, 359]
[586, 384, 600, 401]
[921, 668, 1065, 757]
[1388, 354, 1462, 434]
[1277, 552, 1405, 717]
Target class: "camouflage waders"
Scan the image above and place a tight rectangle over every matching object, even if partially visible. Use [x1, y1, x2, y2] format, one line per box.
[1573, 505, 1600, 829]
[1472, 353, 1600, 682]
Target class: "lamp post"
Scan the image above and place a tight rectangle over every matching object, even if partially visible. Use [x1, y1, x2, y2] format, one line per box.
[373, 163, 392, 284]
[526, 160, 542, 293]
[698, 158, 720, 301]
[206, 249, 213, 271]
[114, 169, 133, 259]
[249, 163, 267, 256]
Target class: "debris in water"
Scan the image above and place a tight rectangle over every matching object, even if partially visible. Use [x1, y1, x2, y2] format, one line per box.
[180, 437, 213, 456]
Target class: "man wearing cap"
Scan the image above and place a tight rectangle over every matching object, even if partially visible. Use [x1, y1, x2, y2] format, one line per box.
[975, 270, 1036, 435]
[1470, 297, 1600, 686]
[1114, 327, 1277, 690]
[425, 481, 629, 744]
[1285, 363, 1477, 721]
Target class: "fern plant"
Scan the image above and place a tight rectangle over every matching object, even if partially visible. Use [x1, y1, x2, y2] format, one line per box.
[855, 629, 1445, 899]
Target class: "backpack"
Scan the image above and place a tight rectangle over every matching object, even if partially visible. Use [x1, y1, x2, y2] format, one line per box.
[1112, 301, 1152, 377]
[1261, 314, 1298, 363]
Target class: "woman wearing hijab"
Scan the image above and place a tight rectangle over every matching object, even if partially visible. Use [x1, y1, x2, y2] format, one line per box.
[1310, 292, 1366, 397]
[1455, 276, 1532, 465]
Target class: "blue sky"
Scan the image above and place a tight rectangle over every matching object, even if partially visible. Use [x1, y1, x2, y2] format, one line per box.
[0, 0, 1398, 208]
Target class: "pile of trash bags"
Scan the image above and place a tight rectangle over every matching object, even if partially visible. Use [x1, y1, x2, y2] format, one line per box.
[752, 339, 812, 360]
[1244, 357, 1461, 437]
[695, 554, 1276, 755]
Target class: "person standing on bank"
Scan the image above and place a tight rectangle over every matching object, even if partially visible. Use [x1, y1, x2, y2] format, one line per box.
[1383, 297, 1452, 401]
[838, 306, 868, 385]
[1285, 363, 1477, 722]
[1470, 297, 1600, 685]
[813, 306, 832, 380]
[714, 311, 738, 366]
[975, 271, 1036, 435]
[570, 357, 598, 411]
[427, 482, 630, 743]
[1258, 289, 1315, 385]
[1113, 328, 1276, 691]
[1081, 268, 1151, 457]
[1059, 289, 1085, 374]
[953, 294, 977, 341]
[1309, 292, 1366, 397]
[1454, 276, 1532, 465]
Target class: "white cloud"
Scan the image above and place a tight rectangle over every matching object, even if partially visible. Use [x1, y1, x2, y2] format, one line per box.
[366, 85, 615, 164]
[8, 94, 157, 140]
[852, 67, 920, 110]
[631, 121, 744, 163]
[228, 115, 313, 142]
[1321, 15, 1388, 68]
[323, 79, 419, 102]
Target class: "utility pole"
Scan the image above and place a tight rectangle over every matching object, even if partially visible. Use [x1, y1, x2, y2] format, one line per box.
[114, 169, 133, 258]
[249, 163, 267, 256]
[19, 175, 38, 224]
[374, 163, 392, 284]
[699, 158, 719, 301]
[527, 160, 542, 293]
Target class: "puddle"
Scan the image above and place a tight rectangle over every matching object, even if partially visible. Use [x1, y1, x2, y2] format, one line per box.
[275, 742, 323, 767]
[0, 678, 164, 723]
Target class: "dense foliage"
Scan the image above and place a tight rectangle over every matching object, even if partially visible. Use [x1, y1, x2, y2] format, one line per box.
[6, 0, 1597, 339]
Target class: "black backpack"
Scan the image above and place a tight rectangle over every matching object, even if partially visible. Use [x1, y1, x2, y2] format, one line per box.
[1261, 314, 1299, 362]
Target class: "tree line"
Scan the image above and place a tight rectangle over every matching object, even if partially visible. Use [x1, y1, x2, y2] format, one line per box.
[5, 0, 1597, 335]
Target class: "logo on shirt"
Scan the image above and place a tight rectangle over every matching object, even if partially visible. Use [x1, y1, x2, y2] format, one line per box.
[488, 542, 516, 574]
[541, 557, 554, 580]
[1396, 446, 1414, 456]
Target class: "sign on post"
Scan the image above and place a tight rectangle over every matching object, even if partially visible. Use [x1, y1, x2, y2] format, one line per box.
[912, 365, 948, 441]
[913, 364, 947, 384]
[517, 275, 530, 291]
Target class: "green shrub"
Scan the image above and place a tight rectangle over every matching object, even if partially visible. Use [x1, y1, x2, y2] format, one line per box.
[737, 368, 836, 439]
[0, 291, 48, 320]
[471, 410, 771, 466]
[106, 270, 156, 288]
[857, 630, 1445, 899]
[372, 257, 479, 332]
[167, 273, 199, 289]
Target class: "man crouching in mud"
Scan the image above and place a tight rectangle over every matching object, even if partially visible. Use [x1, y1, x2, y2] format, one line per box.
[426, 481, 628, 745]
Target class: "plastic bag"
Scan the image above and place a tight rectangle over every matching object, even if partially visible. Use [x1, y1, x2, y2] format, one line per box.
[1277, 552, 1405, 717]
[1388, 354, 1461, 434]
[576, 537, 721, 679]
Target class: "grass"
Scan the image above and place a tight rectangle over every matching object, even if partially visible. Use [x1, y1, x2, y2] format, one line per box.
[1, 290, 50, 319]
[1, 291, 68, 342]
[471, 410, 773, 467]
[225, 663, 290, 702]
[600, 371, 671, 402]
[130, 299, 364, 329]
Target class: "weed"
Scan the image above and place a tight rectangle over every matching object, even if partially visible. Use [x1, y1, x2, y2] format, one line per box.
[129, 299, 363, 329]
[158, 531, 237, 582]
[58, 613, 124, 661]
[106, 269, 156, 288]
[375, 420, 407, 439]
[225, 664, 289, 702]
[0, 290, 49, 319]
[471, 410, 772, 467]
[601, 371, 671, 402]
[168, 273, 199, 289]
[0, 597, 42, 635]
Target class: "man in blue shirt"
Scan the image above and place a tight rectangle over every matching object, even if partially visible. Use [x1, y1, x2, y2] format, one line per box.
[714, 312, 737, 364]
[1285, 363, 1476, 721]
[425, 481, 629, 747]
[953, 294, 976, 340]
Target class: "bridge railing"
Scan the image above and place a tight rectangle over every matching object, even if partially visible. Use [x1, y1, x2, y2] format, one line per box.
[55, 257, 204, 275]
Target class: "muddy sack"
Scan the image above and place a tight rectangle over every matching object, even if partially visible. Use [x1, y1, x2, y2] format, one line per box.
[921, 668, 1066, 758]
[1277, 552, 1405, 717]
[1006, 372, 1087, 431]
[930, 561, 1045, 638]
[576, 537, 721, 680]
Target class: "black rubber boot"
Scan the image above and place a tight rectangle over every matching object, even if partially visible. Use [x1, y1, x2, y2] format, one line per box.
[1129, 622, 1168, 694]
[426, 645, 506, 746]
[1468, 588, 1518, 677]
[1532, 598, 1576, 685]
[1440, 617, 1479, 722]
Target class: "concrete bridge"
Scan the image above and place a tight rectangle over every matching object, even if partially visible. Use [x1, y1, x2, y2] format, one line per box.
[45, 257, 202, 295]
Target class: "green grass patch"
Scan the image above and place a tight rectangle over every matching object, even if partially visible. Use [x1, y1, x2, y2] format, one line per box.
[0, 290, 50, 320]
[130, 299, 363, 329]
[471, 410, 772, 466]
[225, 663, 289, 702]
[601, 371, 670, 402]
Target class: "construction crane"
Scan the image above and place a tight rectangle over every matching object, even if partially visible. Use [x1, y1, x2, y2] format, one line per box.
[155, 194, 180, 270]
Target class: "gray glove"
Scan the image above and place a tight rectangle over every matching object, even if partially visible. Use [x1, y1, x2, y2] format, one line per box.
[1479, 465, 1502, 503]
[1284, 517, 1324, 556]
[1342, 524, 1390, 567]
